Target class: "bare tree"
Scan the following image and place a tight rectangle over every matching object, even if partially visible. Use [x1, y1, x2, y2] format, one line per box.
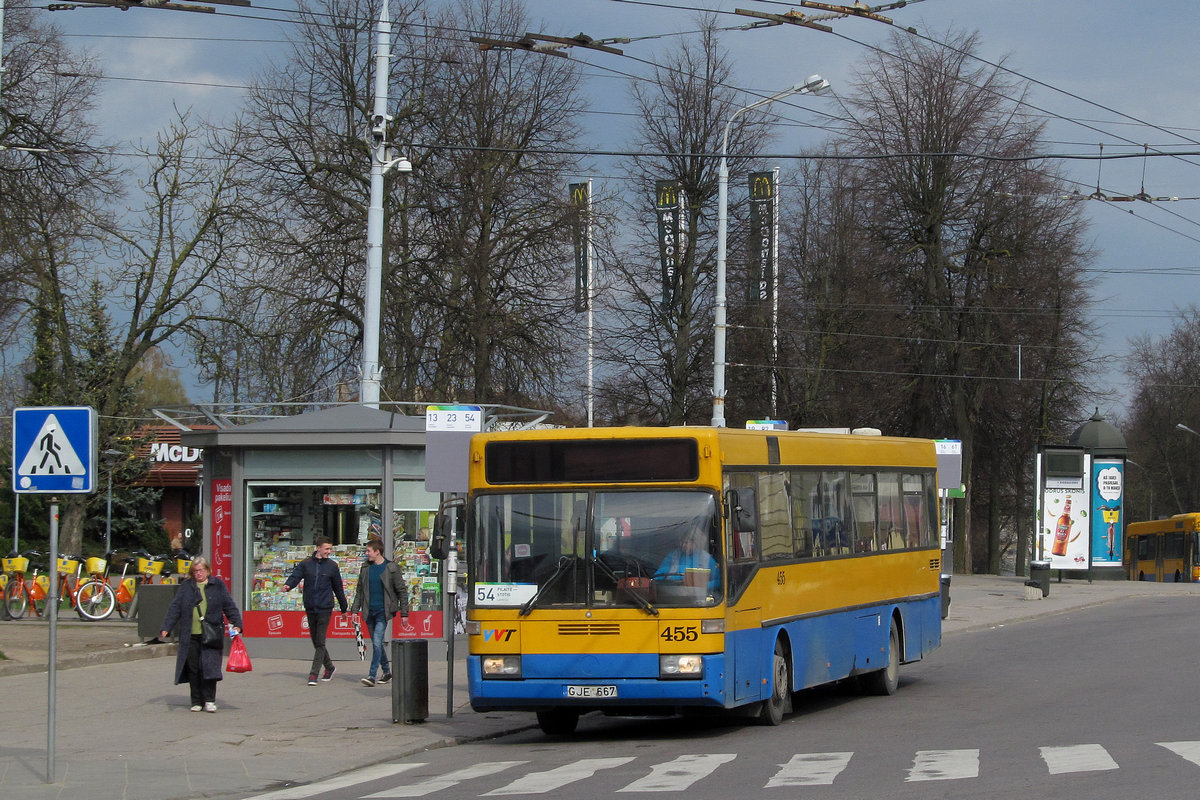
[789, 28, 1094, 572]
[1123, 308, 1200, 517]
[597, 19, 774, 425]
[220, 0, 584, 408]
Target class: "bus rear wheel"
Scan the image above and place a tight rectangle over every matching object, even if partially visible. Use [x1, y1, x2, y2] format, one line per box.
[862, 620, 900, 696]
[536, 708, 580, 736]
[758, 639, 792, 726]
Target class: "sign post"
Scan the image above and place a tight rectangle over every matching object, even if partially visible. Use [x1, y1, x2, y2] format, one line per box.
[425, 404, 483, 718]
[11, 406, 97, 784]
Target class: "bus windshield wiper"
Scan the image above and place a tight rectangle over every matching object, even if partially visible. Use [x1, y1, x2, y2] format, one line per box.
[519, 555, 578, 617]
[593, 555, 658, 616]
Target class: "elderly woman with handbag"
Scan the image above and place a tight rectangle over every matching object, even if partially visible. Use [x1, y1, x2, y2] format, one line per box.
[160, 557, 243, 713]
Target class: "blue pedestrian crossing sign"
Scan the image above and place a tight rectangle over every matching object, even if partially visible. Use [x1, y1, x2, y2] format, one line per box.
[12, 406, 98, 494]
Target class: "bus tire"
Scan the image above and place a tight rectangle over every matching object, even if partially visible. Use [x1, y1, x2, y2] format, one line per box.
[758, 638, 792, 726]
[862, 620, 900, 696]
[536, 708, 580, 736]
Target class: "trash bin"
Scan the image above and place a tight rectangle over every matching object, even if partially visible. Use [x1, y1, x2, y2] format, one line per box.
[1029, 560, 1051, 597]
[137, 584, 180, 640]
[939, 574, 952, 620]
[391, 639, 429, 724]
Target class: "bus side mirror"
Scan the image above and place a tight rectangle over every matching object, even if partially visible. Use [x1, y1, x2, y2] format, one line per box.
[725, 488, 758, 532]
[430, 514, 452, 560]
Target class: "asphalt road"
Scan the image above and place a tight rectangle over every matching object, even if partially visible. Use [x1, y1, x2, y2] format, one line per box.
[248, 594, 1200, 800]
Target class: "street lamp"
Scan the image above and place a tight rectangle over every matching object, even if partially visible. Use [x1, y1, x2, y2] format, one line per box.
[103, 449, 122, 553]
[1176, 423, 1200, 439]
[712, 75, 832, 428]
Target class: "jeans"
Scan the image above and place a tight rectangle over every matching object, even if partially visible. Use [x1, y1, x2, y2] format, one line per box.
[306, 610, 333, 677]
[366, 610, 391, 678]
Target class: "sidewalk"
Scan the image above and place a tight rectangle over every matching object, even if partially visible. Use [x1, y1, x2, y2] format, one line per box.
[0, 575, 1195, 800]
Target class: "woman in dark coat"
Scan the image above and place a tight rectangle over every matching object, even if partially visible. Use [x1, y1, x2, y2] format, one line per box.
[160, 557, 243, 713]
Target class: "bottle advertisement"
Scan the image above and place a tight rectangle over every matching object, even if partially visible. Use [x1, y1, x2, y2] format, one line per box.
[1041, 488, 1089, 569]
[1091, 459, 1123, 566]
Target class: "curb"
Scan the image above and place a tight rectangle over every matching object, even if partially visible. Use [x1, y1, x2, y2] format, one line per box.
[0, 641, 176, 678]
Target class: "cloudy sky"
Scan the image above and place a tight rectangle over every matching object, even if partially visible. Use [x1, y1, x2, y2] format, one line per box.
[30, 0, 1200, 420]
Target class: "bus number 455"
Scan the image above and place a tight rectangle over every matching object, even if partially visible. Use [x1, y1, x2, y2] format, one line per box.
[660, 626, 698, 642]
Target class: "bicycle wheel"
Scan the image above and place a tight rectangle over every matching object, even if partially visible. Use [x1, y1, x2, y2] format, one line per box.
[76, 580, 116, 621]
[4, 580, 28, 620]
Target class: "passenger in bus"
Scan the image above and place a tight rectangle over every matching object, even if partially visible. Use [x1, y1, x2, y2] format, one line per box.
[654, 520, 720, 593]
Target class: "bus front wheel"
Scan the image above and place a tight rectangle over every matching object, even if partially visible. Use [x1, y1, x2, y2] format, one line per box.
[862, 620, 900, 696]
[536, 708, 580, 736]
[758, 639, 792, 726]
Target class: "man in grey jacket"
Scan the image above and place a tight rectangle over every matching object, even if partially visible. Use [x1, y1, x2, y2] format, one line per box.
[350, 539, 410, 686]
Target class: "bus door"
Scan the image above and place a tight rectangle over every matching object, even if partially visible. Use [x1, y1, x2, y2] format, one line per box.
[724, 479, 762, 704]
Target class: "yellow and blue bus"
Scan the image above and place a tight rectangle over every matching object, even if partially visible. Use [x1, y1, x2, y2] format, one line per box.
[1125, 514, 1200, 582]
[461, 426, 943, 734]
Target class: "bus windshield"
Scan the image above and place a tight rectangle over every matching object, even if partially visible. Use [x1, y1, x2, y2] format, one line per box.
[471, 490, 723, 610]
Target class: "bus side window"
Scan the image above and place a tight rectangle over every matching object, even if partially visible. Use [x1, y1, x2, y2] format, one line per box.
[850, 472, 877, 553]
[759, 472, 792, 561]
[792, 470, 819, 559]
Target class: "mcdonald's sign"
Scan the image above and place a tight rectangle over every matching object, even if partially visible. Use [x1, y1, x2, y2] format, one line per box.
[748, 171, 776, 303]
[569, 182, 589, 312]
[656, 180, 682, 308]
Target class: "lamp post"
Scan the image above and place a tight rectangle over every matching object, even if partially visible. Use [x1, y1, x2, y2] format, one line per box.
[1176, 423, 1200, 439]
[360, 0, 412, 408]
[712, 75, 831, 428]
[103, 449, 122, 553]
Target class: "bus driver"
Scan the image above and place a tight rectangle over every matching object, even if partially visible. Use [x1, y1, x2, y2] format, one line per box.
[654, 519, 720, 594]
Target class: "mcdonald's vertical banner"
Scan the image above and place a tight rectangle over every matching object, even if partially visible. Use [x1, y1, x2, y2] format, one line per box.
[569, 182, 590, 312]
[656, 181, 682, 308]
[748, 171, 776, 303]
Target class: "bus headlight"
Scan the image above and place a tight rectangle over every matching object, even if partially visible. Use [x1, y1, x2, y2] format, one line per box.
[482, 655, 521, 678]
[660, 655, 704, 679]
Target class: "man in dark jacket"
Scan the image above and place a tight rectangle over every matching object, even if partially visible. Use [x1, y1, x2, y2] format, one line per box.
[281, 537, 348, 685]
[350, 539, 410, 686]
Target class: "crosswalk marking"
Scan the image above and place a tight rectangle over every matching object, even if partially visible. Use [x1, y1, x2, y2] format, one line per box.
[765, 752, 854, 786]
[304, 739, 1200, 798]
[484, 757, 636, 795]
[243, 763, 426, 800]
[907, 749, 980, 781]
[617, 754, 737, 792]
[1156, 743, 1200, 767]
[1039, 744, 1119, 774]
[364, 761, 530, 798]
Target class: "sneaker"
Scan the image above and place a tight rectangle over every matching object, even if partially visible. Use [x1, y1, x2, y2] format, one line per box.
[307, 675, 318, 686]
[321, 665, 336, 681]
[378, 672, 392, 685]
[361, 676, 376, 687]
[190, 705, 203, 712]
[203, 702, 218, 713]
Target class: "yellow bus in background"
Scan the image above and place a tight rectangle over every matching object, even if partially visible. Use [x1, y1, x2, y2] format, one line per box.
[1125, 514, 1200, 582]
[461, 426, 943, 735]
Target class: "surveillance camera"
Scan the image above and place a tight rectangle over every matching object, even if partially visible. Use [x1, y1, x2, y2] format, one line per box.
[393, 158, 413, 174]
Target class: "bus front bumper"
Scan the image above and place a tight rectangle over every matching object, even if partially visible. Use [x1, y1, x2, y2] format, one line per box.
[467, 653, 729, 711]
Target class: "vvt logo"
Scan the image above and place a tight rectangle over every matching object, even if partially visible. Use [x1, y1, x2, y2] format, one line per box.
[483, 628, 516, 642]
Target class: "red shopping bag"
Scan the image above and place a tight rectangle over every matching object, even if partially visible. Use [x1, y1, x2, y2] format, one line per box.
[226, 634, 252, 673]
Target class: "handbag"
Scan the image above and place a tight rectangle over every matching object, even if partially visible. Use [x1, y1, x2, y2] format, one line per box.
[200, 618, 224, 649]
[226, 634, 252, 673]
